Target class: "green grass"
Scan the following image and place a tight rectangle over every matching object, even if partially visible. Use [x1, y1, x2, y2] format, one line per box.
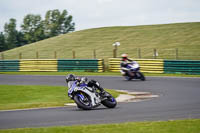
[1, 71, 200, 77]
[1, 22, 200, 61]
[0, 119, 200, 133]
[0, 85, 120, 110]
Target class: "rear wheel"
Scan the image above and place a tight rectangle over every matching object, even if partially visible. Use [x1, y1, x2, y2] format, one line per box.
[125, 76, 131, 81]
[74, 93, 92, 110]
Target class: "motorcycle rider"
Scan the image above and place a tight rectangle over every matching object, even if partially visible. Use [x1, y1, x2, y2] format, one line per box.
[66, 74, 106, 96]
[120, 54, 139, 77]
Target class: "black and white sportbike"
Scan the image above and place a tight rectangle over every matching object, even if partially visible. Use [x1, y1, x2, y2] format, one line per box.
[66, 74, 117, 110]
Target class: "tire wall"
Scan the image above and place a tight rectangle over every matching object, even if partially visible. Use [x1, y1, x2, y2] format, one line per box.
[109, 58, 200, 74]
[0, 59, 104, 72]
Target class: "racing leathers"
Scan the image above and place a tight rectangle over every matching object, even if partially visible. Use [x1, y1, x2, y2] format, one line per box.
[120, 58, 139, 76]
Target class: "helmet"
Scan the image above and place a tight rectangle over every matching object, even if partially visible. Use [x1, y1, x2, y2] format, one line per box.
[121, 54, 128, 58]
[66, 74, 75, 83]
[121, 54, 128, 61]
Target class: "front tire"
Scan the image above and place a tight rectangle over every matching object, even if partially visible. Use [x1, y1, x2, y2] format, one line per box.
[74, 94, 92, 110]
[101, 92, 117, 108]
[138, 72, 145, 81]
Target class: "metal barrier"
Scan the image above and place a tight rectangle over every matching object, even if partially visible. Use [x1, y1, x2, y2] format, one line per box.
[0, 59, 104, 72]
[19, 59, 104, 72]
[58, 59, 104, 72]
[1, 58, 200, 74]
[164, 60, 200, 74]
[109, 58, 200, 74]
[20, 59, 58, 72]
[0, 60, 19, 72]
[109, 58, 164, 73]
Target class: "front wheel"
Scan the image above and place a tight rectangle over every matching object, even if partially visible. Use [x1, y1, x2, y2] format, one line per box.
[74, 93, 92, 110]
[138, 72, 145, 81]
[101, 92, 117, 108]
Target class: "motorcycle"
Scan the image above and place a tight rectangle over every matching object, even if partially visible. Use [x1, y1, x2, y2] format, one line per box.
[121, 62, 145, 81]
[66, 78, 117, 110]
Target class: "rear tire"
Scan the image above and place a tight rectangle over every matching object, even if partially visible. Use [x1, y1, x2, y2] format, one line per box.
[125, 76, 132, 81]
[74, 94, 92, 110]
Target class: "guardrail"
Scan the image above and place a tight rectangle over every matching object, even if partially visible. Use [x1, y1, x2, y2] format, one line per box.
[109, 58, 200, 74]
[58, 59, 104, 72]
[0, 60, 19, 72]
[20, 59, 57, 72]
[0, 59, 104, 72]
[109, 58, 164, 73]
[164, 60, 200, 74]
[1, 59, 200, 74]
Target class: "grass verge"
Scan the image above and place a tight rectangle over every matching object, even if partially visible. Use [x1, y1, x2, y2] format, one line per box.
[0, 119, 200, 133]
[0, 85, 120, 110]
[0, 72, 200, 77]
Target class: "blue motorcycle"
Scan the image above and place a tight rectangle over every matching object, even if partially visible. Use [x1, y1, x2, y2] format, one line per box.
[66, 75, 117, 110]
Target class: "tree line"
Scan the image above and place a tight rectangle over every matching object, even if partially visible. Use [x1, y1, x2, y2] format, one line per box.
[0, 9, 75, 52]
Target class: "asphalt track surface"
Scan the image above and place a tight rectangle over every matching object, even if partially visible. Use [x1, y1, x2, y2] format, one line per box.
[0, 75, 200, 129]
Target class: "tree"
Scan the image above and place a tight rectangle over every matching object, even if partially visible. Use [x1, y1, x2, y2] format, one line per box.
[44, 9, 75, 37]
[0, 32, 6, 52]
[21, 14, 45, 44]
[16, 31, 26, 47]
[60, 10, 75, 34]
[4, 18, 18, 49]
[1, 9, 75, 50]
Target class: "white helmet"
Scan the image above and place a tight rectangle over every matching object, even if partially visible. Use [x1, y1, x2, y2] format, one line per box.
[121, 54, 128, 58]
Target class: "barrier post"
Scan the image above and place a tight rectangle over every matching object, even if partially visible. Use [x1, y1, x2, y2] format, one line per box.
[19, 53, 22, 59]
[73, 51, 76, 59]
[54, 51, 57, 59]
[112, 42, 120, 58]
[138, 48, 141, 59]
[102, 59, 105, 72]
[175, 48, 178, 60]
[113, 49, 117, 58]
[36, 51, 39, 59]
[93, 49, 96, 59]
[153, 49, 157, 59]
[1, 53, 4, 60]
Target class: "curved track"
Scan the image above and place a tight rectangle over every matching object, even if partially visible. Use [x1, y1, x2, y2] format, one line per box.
[0, 75, 200, 129]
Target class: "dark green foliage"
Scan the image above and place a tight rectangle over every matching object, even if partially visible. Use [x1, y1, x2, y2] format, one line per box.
[44, 9, 75, 38]
[4, 18, 18, 49]
[0, 32, 6, 51]
[16, 31, 27, 47]
[0, 9, 75, 52]
[21, 14, 45, 43]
